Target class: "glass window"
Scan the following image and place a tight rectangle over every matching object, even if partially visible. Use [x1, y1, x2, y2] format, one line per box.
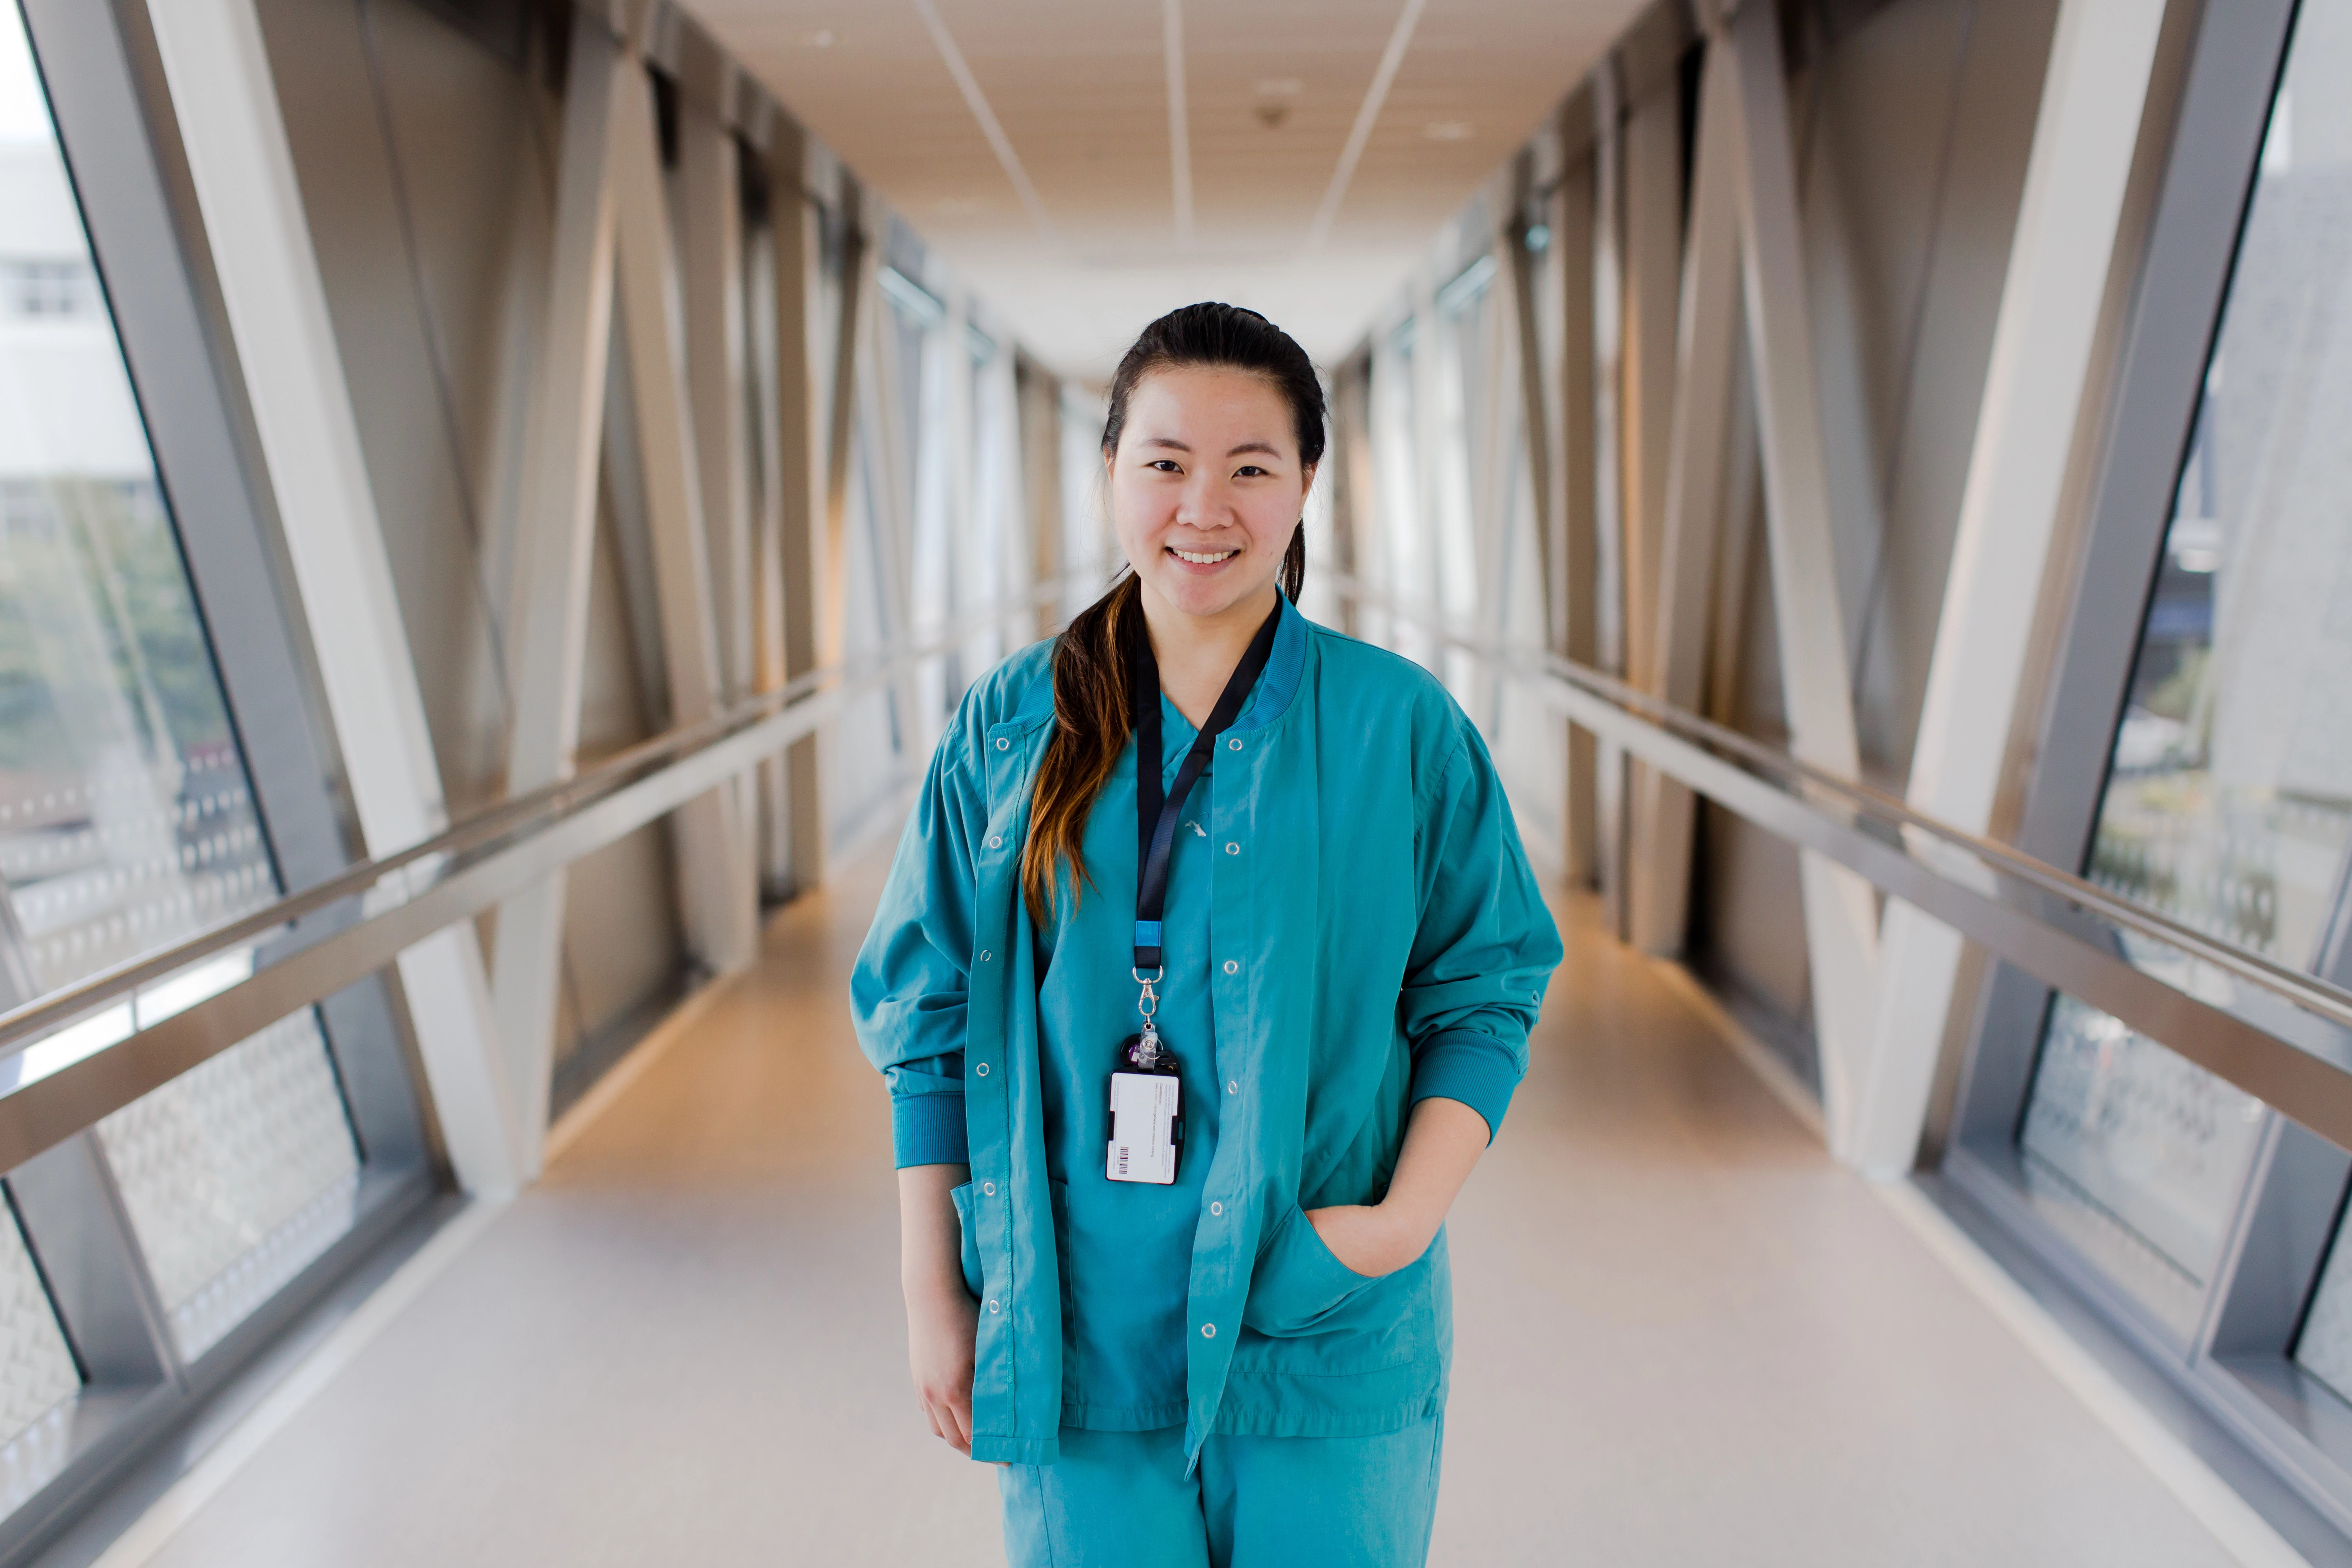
[1369, 318, 1430, 669]
[1432, 256, 1492, 706]
[0, 1194, 74, 1479]
[2, 0, 358, 1364]
[96, 1011, 359, 1359]
[2016, 0, 2352, 1339]
[2018, 996, 2267, 1336]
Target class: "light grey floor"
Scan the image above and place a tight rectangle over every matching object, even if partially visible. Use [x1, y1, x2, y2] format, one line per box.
[133, 832, 2239, 1567]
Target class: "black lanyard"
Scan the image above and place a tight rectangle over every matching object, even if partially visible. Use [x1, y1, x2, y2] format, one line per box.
[1129, 600, 1283, 975]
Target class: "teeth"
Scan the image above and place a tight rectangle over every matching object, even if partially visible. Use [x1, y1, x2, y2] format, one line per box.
[1172, 548, 1237, 564]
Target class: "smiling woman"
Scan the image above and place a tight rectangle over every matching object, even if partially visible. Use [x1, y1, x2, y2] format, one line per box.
[851, 302, 1562, 1568]
[1113, 364, 1305, 653]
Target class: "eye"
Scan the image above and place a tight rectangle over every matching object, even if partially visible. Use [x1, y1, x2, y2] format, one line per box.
[1147, 459, 1183, 474]
[1233, 465, 1270, 478]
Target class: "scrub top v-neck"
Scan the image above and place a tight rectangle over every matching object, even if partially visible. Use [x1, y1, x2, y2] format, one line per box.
[1032, 688, 1241, 1432]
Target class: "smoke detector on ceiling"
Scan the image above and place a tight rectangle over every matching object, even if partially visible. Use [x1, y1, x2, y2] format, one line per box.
[1254, 77, 1302, 130]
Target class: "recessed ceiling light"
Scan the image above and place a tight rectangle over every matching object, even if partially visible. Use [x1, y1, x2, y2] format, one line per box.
[1254, 77, 1303, 97]
[800, 28, 837, 47]
[1423, 121, 1473, 142]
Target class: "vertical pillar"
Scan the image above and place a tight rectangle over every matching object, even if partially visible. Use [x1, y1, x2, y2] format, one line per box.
[820, 181, 869, 669]
[1506, 149, 1555, 660]
[1408, 276, 1445, 666]
[676, 77, 766, 934]
[1618, 81, 1681, 716]
[1608, 72, 1681, 937]
[486, 4, 629, 1164]
[679, 84, 755, 709]
[1018, 356, 1065, 641]
[1554, 118, 1601, 889]
[763, 117, 826, 897]
[1591, 73, 1630, 927]
[1848, 0, 2170, 1177]
[1328, 359, 1374, 641]
[859, 259, 924, 760]
[611, 58, 759, 978]
[1629, 38, 1742, 955]
[146, 0, 525, 1193]
[943, 290, 978, 693]
[1727, 0, 1880, 1150]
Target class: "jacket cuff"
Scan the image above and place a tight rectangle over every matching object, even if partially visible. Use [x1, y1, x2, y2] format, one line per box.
[1409, 1029, 1521, 1143]
[891, 1092, 969, 1169]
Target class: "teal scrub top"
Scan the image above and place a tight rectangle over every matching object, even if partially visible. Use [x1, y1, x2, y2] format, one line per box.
[852, 596, 1563, 1466]
[1034, 692, 1230, 1432]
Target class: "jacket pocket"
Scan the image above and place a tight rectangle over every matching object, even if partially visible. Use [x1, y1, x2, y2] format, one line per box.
[1241, 1202, 1383, 1336]
[948, 1180, 985, 1301]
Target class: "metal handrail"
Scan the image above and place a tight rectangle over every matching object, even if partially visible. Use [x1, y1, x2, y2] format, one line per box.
[1332, 577, 2352, 1145]
[0, 576, 1096, 1170]
[12, 568, 2350, 1171]
[1339, 580, 2352, 1032]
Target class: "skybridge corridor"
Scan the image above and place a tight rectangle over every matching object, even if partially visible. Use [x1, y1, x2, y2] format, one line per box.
[3, 0, 2352, 1561]
[76, 835, 2242, 1568]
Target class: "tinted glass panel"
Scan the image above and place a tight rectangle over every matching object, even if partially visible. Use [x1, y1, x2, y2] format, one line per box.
[2, 0, 359, 1364]
[2020, 0, 2352, 1338]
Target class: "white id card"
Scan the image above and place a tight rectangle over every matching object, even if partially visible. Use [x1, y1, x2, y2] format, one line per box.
[1106, 1071, 1180, 1185]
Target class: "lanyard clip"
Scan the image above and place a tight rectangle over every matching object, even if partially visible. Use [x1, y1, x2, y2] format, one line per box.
[1132, 967, 1161, 1022]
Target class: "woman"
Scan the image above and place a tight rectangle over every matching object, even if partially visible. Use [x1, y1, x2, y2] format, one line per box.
[852, 302, 1561, 1566]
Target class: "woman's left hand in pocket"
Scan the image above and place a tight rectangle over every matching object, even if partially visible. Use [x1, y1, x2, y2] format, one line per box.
[1303, 1202, 1435, 1279]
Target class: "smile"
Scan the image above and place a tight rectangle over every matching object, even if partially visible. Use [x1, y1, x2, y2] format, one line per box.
[1169, 547, 1238, 564]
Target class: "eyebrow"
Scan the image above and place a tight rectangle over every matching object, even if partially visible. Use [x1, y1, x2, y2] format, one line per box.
[1138, 437, 1285, 459]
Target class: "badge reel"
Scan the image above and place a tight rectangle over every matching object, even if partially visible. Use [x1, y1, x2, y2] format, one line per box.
[1106, 969, 1182, 1185]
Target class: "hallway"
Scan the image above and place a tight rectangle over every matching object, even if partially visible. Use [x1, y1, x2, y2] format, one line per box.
[117, 829, 2239, 1567]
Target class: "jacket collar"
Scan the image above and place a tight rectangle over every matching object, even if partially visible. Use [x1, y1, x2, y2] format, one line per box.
[1005, 592, 1309, 736]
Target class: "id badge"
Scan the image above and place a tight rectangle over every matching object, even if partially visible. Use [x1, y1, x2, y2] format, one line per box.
[1106, 1033, 1182, 1185]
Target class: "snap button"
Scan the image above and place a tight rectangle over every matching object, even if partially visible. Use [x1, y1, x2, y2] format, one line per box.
[987, 835, 1002, 848]
[1227, 1080, 1238, 1095]
[984, 1181, 996, 1196]
[988, 1299, 1000, 1313]
[976, 1063, 990, 1077]
[995, 737, 1009, 751]
[1227, 738, 1241, 751]
[1223, 960, 1238, 975]
[1209, 1201, 1223, 1216]
[1225, 842, 1239, 855]
[1201, 1323, 1216, 1338]
[980, 950, 993, 962]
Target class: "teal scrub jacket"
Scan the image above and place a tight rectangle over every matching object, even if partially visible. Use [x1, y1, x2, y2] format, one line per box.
[851, 596, 1564, 1466]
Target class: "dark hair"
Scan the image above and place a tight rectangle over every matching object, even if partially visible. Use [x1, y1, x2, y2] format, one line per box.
[1020, 303, 1325, 927]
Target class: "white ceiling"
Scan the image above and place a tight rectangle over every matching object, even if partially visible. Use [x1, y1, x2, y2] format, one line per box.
[687, 0, 1644, 380]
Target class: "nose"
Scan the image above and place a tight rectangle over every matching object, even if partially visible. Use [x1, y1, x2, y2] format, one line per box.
[1172, 470, 1233, 531]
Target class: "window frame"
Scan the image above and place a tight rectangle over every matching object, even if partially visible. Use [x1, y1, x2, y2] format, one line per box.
[0, 0, 440, 1556]
[1937, 0, 2352, 1545]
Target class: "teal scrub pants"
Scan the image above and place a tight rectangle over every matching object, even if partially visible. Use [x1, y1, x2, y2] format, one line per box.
[998, 1418, 1444, 1568]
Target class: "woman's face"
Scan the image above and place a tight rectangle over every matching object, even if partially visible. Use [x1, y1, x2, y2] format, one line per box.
[1107, 365, 1314, 626]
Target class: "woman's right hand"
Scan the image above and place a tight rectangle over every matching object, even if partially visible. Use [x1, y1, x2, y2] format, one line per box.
[906, 1275, 978, 1452]
[898, 1164, 978, 1453]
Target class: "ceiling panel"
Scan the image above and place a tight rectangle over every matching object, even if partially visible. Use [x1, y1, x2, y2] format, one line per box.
[687, 0, 1648, 377]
